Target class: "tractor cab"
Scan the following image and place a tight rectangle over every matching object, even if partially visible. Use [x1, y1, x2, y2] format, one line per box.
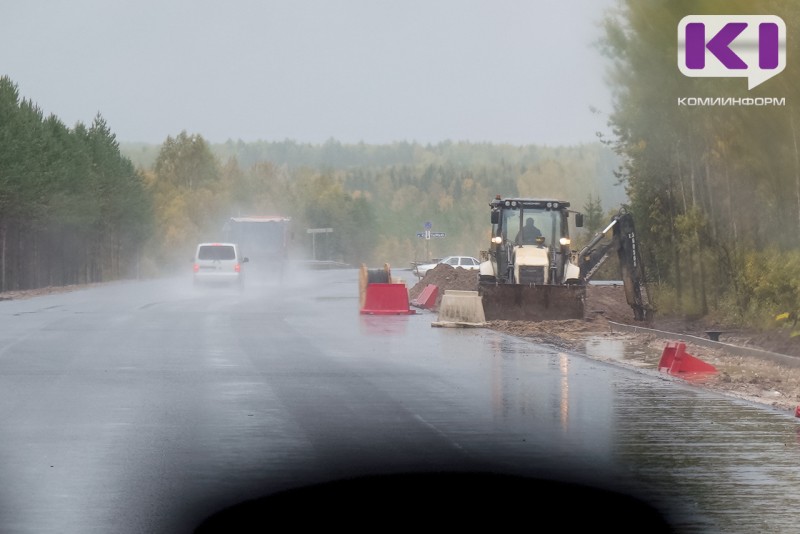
[483, 197, 582, 286]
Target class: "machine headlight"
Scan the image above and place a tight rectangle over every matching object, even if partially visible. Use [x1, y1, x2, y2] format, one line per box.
[546, 202, 552, 208]
[492, 236, 503, 244]
[559, 237, 571, 246]
[504, 201, 510, 207]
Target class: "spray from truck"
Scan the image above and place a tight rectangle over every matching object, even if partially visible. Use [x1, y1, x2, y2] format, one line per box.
[223, 215, 291, 282]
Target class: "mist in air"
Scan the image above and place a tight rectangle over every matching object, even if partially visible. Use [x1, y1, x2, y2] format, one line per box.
[0, 1, 616, 147]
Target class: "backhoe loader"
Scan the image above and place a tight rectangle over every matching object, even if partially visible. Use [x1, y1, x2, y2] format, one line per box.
[478, 195, 653, 322]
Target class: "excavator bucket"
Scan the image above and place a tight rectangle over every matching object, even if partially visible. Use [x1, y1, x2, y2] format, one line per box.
[478, 284, 586, 322]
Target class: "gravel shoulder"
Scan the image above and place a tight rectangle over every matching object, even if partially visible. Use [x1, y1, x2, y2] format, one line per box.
[408, 265, 800, 415]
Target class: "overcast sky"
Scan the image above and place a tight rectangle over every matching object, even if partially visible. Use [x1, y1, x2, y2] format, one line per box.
[1, 0, 617, 146]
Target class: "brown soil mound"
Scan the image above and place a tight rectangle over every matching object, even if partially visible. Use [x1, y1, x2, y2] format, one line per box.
[408, 264, 480, 311]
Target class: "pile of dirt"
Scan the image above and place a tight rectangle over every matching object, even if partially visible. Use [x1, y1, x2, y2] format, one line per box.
[408, 265, 480, 311]
[408, 268, 647, 324]
[408, 267, 639, 322]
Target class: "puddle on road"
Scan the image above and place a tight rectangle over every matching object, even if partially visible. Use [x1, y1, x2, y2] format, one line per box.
[584, 335, 663, 369]
[359, 315, 411, 336]
[579, 333, 800, 534]
[583, 335, 721, 383]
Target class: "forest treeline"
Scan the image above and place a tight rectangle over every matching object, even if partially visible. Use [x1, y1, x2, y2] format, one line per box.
[0, 74, 623, 294]
[3, 0, 798, 331]
[136, 134, 624, 273]
[0, 77, 150, 291]
[602, 0, 800, 328]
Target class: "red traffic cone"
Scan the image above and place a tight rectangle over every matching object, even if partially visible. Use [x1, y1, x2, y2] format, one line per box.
[659, 341, 717, 376]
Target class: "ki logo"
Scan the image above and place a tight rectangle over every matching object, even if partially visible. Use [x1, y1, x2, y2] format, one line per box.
[678, 15, 786, 89]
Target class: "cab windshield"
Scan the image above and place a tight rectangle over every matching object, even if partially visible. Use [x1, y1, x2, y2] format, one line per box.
[501, 207, 564, 246]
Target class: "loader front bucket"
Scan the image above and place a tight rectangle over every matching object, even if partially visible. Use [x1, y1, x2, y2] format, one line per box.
[478, 284, 586, 322]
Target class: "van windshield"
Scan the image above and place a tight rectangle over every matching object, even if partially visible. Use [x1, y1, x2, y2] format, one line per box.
[198, 246, 236, 261]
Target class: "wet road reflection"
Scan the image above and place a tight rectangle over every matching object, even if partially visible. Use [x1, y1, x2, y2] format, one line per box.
[352, 271, 800, 533]
[0, 268, 798, 533]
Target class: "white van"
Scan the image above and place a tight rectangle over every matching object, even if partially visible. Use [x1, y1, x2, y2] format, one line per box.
[192, 243, 249, 288]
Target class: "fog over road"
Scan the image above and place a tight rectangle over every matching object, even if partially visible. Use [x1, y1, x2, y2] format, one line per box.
[1, 267, 799, 533]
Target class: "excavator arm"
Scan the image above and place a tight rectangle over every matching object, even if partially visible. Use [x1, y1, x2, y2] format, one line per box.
[577, 209, 653, 322]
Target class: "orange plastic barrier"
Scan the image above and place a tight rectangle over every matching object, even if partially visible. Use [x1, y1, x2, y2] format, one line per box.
[410, 284, 438, 310]
[360, 283, 416, 315]
[658, 341, 717, 376]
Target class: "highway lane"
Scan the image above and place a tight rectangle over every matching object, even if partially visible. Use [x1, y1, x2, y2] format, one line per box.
[0, 267, 799, 533]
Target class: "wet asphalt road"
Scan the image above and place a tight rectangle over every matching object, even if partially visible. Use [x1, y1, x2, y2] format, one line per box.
[1, 266, 800, 533]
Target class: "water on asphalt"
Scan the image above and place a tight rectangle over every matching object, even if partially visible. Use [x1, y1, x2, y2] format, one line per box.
[1, 267, 799, 533]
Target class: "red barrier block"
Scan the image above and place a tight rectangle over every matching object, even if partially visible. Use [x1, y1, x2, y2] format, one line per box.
[658, 342, 679, 372]
[360, 283, 417, 315]
[659, 341, 717, 376]
[410, 284, 438, 309]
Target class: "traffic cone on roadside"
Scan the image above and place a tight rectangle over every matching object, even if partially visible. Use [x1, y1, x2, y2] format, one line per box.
[658, 341, 717, 376]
